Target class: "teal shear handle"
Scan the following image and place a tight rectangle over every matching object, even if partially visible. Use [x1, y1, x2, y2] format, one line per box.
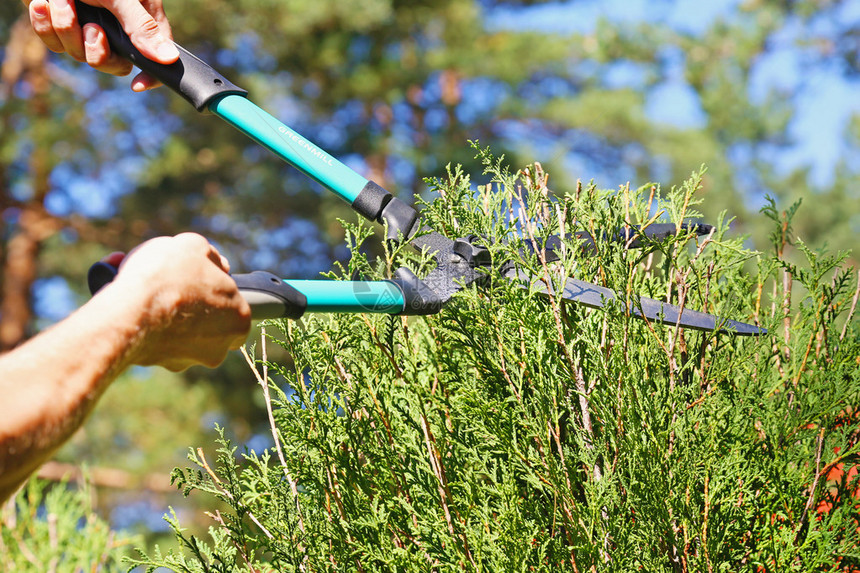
[87, 265, 439, 320]
[236, 268, 438, 318]
[210, 95, 367, 204]
[236, 272, 408, 319]
[74, 1, 420, 239]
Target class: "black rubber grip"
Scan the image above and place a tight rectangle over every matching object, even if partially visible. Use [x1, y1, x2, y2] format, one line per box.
[232, 271, 307, 320]
[88, 260, 119, 295]
[73, 1, 247, 111]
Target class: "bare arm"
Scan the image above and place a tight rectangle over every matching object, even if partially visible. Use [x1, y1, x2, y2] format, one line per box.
[0, 233, 251, 502]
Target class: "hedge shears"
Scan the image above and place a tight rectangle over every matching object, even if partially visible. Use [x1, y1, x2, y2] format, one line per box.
[78, 2, 766, 336]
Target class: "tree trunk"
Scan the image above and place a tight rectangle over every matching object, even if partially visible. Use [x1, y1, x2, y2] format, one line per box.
[0, 16, 52, 351]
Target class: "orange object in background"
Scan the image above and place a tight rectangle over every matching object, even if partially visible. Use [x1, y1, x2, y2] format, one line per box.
[814, 408, 860, 573]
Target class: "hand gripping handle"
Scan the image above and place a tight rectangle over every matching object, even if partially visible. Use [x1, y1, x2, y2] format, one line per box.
[87, 262, 306, 320]
[73, 0, 247, 111]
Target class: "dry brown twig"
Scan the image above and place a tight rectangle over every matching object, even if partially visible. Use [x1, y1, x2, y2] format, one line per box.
[241, 329, 306, 535]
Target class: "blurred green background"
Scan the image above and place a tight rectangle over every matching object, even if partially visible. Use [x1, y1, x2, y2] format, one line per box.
[1, 0, 858, 548]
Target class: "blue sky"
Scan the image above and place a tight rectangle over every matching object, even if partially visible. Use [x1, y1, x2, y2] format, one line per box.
[489, 0, 860, 188]
[487, 0, 741, 35]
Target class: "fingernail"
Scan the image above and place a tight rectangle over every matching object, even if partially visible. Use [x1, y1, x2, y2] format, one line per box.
[156, 39, 180, 61]
[32, 2, 49, 17]
[84, 26, 100, 46]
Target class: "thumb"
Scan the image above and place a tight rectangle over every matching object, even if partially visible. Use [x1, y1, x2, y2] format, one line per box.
[98, 0, 179, 63]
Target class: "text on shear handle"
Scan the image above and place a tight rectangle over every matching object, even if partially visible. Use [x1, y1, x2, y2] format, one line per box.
[278, 126, 335, 166]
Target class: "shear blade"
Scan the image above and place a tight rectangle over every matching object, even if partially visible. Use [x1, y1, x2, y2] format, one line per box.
[506, 269, 765, 336]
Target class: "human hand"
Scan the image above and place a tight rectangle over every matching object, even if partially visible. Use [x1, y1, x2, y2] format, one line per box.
[24, 0, 179, 91]
[107, 233, 251, 371]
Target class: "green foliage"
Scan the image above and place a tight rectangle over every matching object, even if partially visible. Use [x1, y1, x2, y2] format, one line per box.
[133, 152, 860, 571]
[3, 0, 859, 562]
[0, 479, 137, 571]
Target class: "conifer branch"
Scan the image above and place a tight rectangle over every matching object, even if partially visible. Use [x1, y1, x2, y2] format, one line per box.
[840, 270, 860, 342]
[240, 338, 306, 536]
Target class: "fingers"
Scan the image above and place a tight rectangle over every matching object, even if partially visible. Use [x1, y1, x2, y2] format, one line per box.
[115, 233, 251, 371]
[98, 0, 178, 64]
[131, 71, 160, 92]
[83, 24, 134, 75]
[173, 233, 233, 275]
[28, 0, 178, 88]
[205, 245, 232, 274]
[50, 0, 87, 61]
[29, 0, 63, 53]
[31, 1, 133, 76]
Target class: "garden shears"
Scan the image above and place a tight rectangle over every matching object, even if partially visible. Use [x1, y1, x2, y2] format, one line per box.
[78, 2, 766, 336]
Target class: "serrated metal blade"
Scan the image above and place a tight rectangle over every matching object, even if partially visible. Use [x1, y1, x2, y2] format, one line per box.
[521, 222, 714, 262]
[506, 269, 766, 336]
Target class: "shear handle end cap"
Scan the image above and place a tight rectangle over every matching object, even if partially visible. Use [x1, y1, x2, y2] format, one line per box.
[88, 261, 119, 295]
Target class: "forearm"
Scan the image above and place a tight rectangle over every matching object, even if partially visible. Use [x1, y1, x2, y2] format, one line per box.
[0, 282, 146, 502]
[0, 234, 250, 503]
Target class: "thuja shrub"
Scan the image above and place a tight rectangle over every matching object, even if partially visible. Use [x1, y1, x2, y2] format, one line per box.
[136, 149, 860, 572]
[1, 479, 137, 571]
